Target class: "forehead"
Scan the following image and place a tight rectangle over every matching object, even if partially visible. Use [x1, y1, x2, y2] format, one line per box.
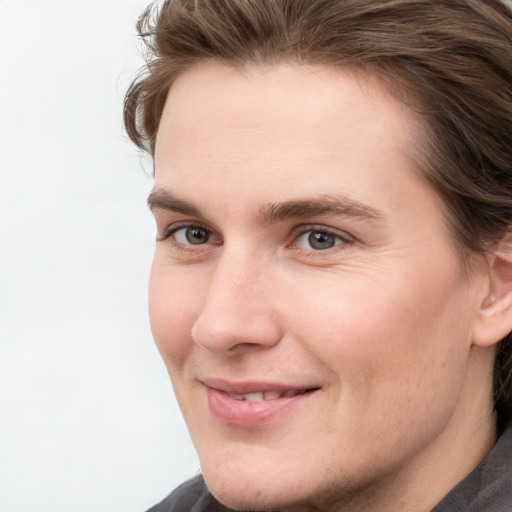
[153, 60, 439, 232]
[155, 61, 422, 174]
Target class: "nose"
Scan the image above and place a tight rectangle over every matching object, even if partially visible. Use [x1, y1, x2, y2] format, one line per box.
[191, 252, 283, 354]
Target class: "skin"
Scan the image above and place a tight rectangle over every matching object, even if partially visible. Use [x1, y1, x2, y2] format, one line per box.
[149, 62, 500, 511]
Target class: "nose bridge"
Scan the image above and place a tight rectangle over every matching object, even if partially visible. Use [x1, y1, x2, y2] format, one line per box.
[192, 246, 281, 353]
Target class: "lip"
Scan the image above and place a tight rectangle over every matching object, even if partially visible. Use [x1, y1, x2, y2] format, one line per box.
[202, 378, 320, 428]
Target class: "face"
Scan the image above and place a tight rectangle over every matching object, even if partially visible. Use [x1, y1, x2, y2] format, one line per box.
[150, 62, 489, 511]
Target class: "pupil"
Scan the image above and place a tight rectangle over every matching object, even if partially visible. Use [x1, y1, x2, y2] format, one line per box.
[308, 231, 335, 250]
[186, 227, 209, 244]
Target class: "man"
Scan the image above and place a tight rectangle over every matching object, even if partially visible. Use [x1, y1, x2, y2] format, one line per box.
[124, 1, 512, 510]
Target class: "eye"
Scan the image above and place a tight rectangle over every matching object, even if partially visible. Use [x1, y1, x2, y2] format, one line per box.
[296, 229, 345, 251]
[173, 226, 214, 245]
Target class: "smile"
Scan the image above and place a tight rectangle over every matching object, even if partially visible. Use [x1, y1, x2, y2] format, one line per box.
[202, 379, 320, 427]
[226, 389, 312, 401]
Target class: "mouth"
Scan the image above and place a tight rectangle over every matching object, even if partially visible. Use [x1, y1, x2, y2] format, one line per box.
[201, 378, 321, 427]
[225, 388, 316, 402]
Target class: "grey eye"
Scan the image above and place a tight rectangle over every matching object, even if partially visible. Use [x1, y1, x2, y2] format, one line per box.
[297, 230, 342, 250]
[174, 226, 212, 245]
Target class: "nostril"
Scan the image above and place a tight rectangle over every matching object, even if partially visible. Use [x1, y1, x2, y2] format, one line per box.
[191, 309, 283, 354]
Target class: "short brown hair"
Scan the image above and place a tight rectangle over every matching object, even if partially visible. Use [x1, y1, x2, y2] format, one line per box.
[124, 0, 512, 408]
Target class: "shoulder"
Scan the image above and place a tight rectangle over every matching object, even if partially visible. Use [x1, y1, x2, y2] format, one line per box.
[145, 475, 228, 512]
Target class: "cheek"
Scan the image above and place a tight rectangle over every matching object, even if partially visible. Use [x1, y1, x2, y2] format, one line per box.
[287, 266, 473, 406]
[279, 268, 475, 467]
[148, 261, 201, 368]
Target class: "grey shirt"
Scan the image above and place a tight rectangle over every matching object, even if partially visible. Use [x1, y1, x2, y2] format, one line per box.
[147, 415, 512, 512]
[431, 413, 512, 512]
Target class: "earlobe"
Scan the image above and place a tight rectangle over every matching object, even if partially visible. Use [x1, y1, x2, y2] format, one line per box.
[473, 232, 512, 348]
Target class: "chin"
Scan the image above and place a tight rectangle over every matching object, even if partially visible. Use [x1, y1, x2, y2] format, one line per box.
[202, 466, 311, 511]
[209, 487, 300, 512]
[198, 443, 385, 512]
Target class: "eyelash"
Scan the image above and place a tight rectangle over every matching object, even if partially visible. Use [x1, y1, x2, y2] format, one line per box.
[289, 225, 353, 253]
[158, 223, 353, 254]
[158, 222, 221, 246]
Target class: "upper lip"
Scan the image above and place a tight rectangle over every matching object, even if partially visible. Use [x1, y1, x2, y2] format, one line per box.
[200, 377, 321, 395]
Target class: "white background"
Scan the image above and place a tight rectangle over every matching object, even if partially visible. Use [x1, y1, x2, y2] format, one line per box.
[0, 2, 199, 511]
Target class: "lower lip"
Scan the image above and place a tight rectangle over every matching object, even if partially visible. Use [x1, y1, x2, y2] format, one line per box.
[206, 387, 317, 427]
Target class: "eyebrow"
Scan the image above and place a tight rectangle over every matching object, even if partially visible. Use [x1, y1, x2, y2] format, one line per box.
[148, 189, 201, 216]
[148, 189, 384, 224]
[260, 195, 384, 224]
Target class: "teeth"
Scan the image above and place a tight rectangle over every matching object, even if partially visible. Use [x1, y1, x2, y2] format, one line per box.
[228, 394, 247, 401]
[244, 392, 264, 402]
[263, 390, 282, 400]
[227, 389, 307, 401]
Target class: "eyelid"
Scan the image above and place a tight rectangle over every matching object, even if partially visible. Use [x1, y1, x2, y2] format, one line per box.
[289, 224, 355, 250]
[156, 220, 354, 254]
[157, 221, 221, 244]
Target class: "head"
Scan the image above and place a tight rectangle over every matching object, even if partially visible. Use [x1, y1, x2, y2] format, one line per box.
[124, 0, 512, 510]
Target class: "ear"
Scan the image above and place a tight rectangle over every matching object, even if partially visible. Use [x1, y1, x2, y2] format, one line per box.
[473, 231, 512, 348]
